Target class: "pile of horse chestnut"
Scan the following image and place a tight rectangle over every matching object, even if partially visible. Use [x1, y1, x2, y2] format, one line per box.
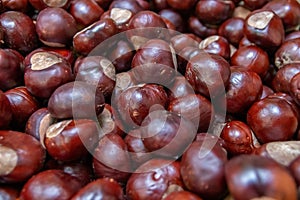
[0, 0, 300, 199]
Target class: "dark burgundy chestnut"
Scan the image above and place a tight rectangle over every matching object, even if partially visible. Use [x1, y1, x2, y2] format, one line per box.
[168, 94, 214, 133]
[185, 52, 231, 98]
[238, 36, 254, 47]
[263, 0, 300, 32]
[0, 130, 45, 183]
[159, 9, 185, 32]
[5, 87, 39, 129]
[71, 178, 124, 200]
[45, 119, 99, 162]
[69, 0, 104, 27]
[93, 133, 131, 183]
[28, 0, 70, 10]
[0, 11, 38, 54]
[109, 40, 134, 73]
[73, 18, 118, 56]
[177, 47, 203, 74]
[243, 0, 269, 10]
[220, 120, 258, 156]
[164, 191, 202, 200]
[24, 51, 73, 99]
[290, 73, 300, 106]
[244, 9, 285, 49]
[38, 47, 76, 65]
[260, 85, 274, 99]
[231, 45, 270, 78]
[0, 0, 29, 12]
[170, 34, 199, 54]
[285, 31, 300, 41]
[187, 16, 218, 39]
[247, 95, 298, 143]
[20, 169, 82, 200]
[0, 186, 19, 200]
[131, 39, 176, 85]
[109, 0, 145, 14]
[198, 35, 231, 59]
[166, 0, 197, 10]
[180, 136, 228, 200]
[274, 38, 300, 69]
[112, 71, 137, 101]
[126, 159, 183, 200]
[36, 7, 78, 47]
[0, 90, 12, 129]
[152, 0, 169, 11]
[195, 0, 235, 25]
[225, 155, 298, 200]
[48, 81, 105, 119]
[94, 0, 112, 9]
[289, 155, 300, 186]
[74, 56, 116, 100]
[168, 76, 195, 101]
[101, 8, 134, 32]
[272, 63, 300, 93]
[225, 67, 263, 113]
[115, 83, 168, 130]
[218, 17, 244, 47]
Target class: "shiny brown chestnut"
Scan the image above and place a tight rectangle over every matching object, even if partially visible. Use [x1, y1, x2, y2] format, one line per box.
[260, 85, 274, 99]
[199, 35, 231, 59]
[0, 90, 12, 129]
[218, 17, 245, 47]
[164, 191, 202, 200]
[112, 71, 137, 101]
[243, 0, 269, 10]
[170, 34, 199, 54]
[93, 133, 131, 183]
[101, 8, 134, 32]
[195, 0, 235, 25]
[289, 155, 300, 186]
[45, 119, 99, 162]
[24, 51, 73, 99]
[168, 76, 195, 101]
[71, 178, 124, 200]
[225, 155, 298, 200]
[159, 9, 185, 32]
[126, 159, 183, 200]
[285, 30, 300, 41]
[48, 81, 105, 119]
[244, 9, 285, 49]
[28, 0, 71, 10]
[177, 47, 203, 74]
[0, 0, 28, 12]
[73, 18, 118, 55]
[180, 135, 228, 200]
[20, 169, 82, 200]
[0, 11, 38, 54]
[290, 72, 300, 106]
[94, 0, 112, 9]
[187, 16, 218, 39]
[274, 38, 300, 69]
[247, 95, 298, 143]
[36, 7, 78, 47]
[109, 0, 146, 14]
[69, 0, 104, 27]
[166, 0, 197, 11]
[109, 40, 134, 73]
[231, 45, 270, 78]
[0, 130, 45, 183]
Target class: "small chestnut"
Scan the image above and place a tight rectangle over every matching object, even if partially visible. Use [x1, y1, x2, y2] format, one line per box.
[198, 35, 231, 59]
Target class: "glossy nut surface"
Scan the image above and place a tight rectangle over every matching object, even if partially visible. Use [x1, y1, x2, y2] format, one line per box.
[0, 90, 12, 129]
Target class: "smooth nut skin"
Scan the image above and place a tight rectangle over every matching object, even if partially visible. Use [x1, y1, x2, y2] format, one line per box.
[188, 16, 218, 39]
[225, 155, 298, 200]
[126, 159, 183, 200]
[244, 9, 285, 49]
[231, 45, 270, 78]
[73, 18, 118, 56]
[20, 169, 82, 200]
[168, 94, 214, 133]
[69, 0, 104, 27]
[24, 52, 73, 99]
[71, 178, 124, 200]
[272, 63, 300, 93]
[0, 0, 29, 12]
[247, 96, 298, 144]
[159, 9, 185, 32]
[218, 17, 245, 47]
[180, 136, 228, 200]
[93, 133, 131, 183]
[0, 11, 38, 54]
[0, 130, 46, 183]
[260, 85, 274, 99]
[220, 120, 257, 156]
[166, 0, 197, 11]
[285, 31, 300, 41]
[0, 49, 23, 91]
[225, 68, 263, 113]
[290, 73, 300, 106]
[36, 7, 78, 47]
[199, 35, 231, 60]
[195, 0, 235, 25]
[275, 38, 300, 69]
[0, 90, 12, 129]
[48, 81, 105, 119]
[5, 87, 40, 129]
[177, 47, 203, 74]
[168, 76, 195, 101]
[109, 40, 134, 73]
[109, 0, 145, 14]
[185, 52, 231, 98]
[170, 34, 199, 54]
[243, 0, 269, 10]
[289, 156, 300, 186]
[164, 191, 202, 200]
[45, 119, 99, 162]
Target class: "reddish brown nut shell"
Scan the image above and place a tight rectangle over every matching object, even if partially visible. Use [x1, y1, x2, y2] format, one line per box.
[290, 72, 300, 106]
[109, 40, 134, 73]
[166, 0, 197, 11]
[275, 38, 300, 69]
[243, 0, 269, 10]
[101, 8, 134, 32]
[126, 159, 183, 200]
[0, 130, 46, 183]
[164, 191, 202, 200]
[0, 186, 19, 200]
[289, 155, 300, 186]
[29, 0, 70, 10]
[0, 90, 12, 129]
[187, 16, 218, 39]
[20, 169, 82, 200]
[168, 76, 195, 101]
[159, 9, 185, 32]
[218, 17, 245, 47]
[48, 81, 105, 119]
[225, 155, 298, 200]
[198, 35, 231, 59]
[0, 0, 29, 12]
[109, 0, 145, 14]
[170, 34, 199, 54]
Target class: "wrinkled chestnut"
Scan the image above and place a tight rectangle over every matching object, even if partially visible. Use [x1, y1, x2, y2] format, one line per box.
[0, 90, 12, 129]
[181, 135, 228, 199]
[0, 11, 38, 53]
[0, 130, 45, 183]
[36, 7, 78, 47]
[244, 9, 285, 49]
[198, 35, 231, 59]
[225, 155, 297, 200]
[109, 40, 134, 73]
[24, 51, 73, 99]
[126, 159, 183, 200]
[274, 38, 300, 69]
[48, 81, 105, 119]
[20, 169, 82, 200]
[71, 178, 124, 200]
[45, 119, 99, 162]
[187, 16, 218, 39]
[290, 73, 300, 106]
[218, 17, 244, 47]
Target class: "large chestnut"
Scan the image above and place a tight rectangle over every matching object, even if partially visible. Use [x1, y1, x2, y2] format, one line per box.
[109, 40, 134, 73]
[225, 155, 297, 200]
[218, 17, 245, 47]
[0, 130, 45, 183]
[0, 90, 12, 129]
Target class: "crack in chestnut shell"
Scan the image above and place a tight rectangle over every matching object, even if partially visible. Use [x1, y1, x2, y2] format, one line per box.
[0, 145, 17, 176]
[30, 52, 63, 71]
